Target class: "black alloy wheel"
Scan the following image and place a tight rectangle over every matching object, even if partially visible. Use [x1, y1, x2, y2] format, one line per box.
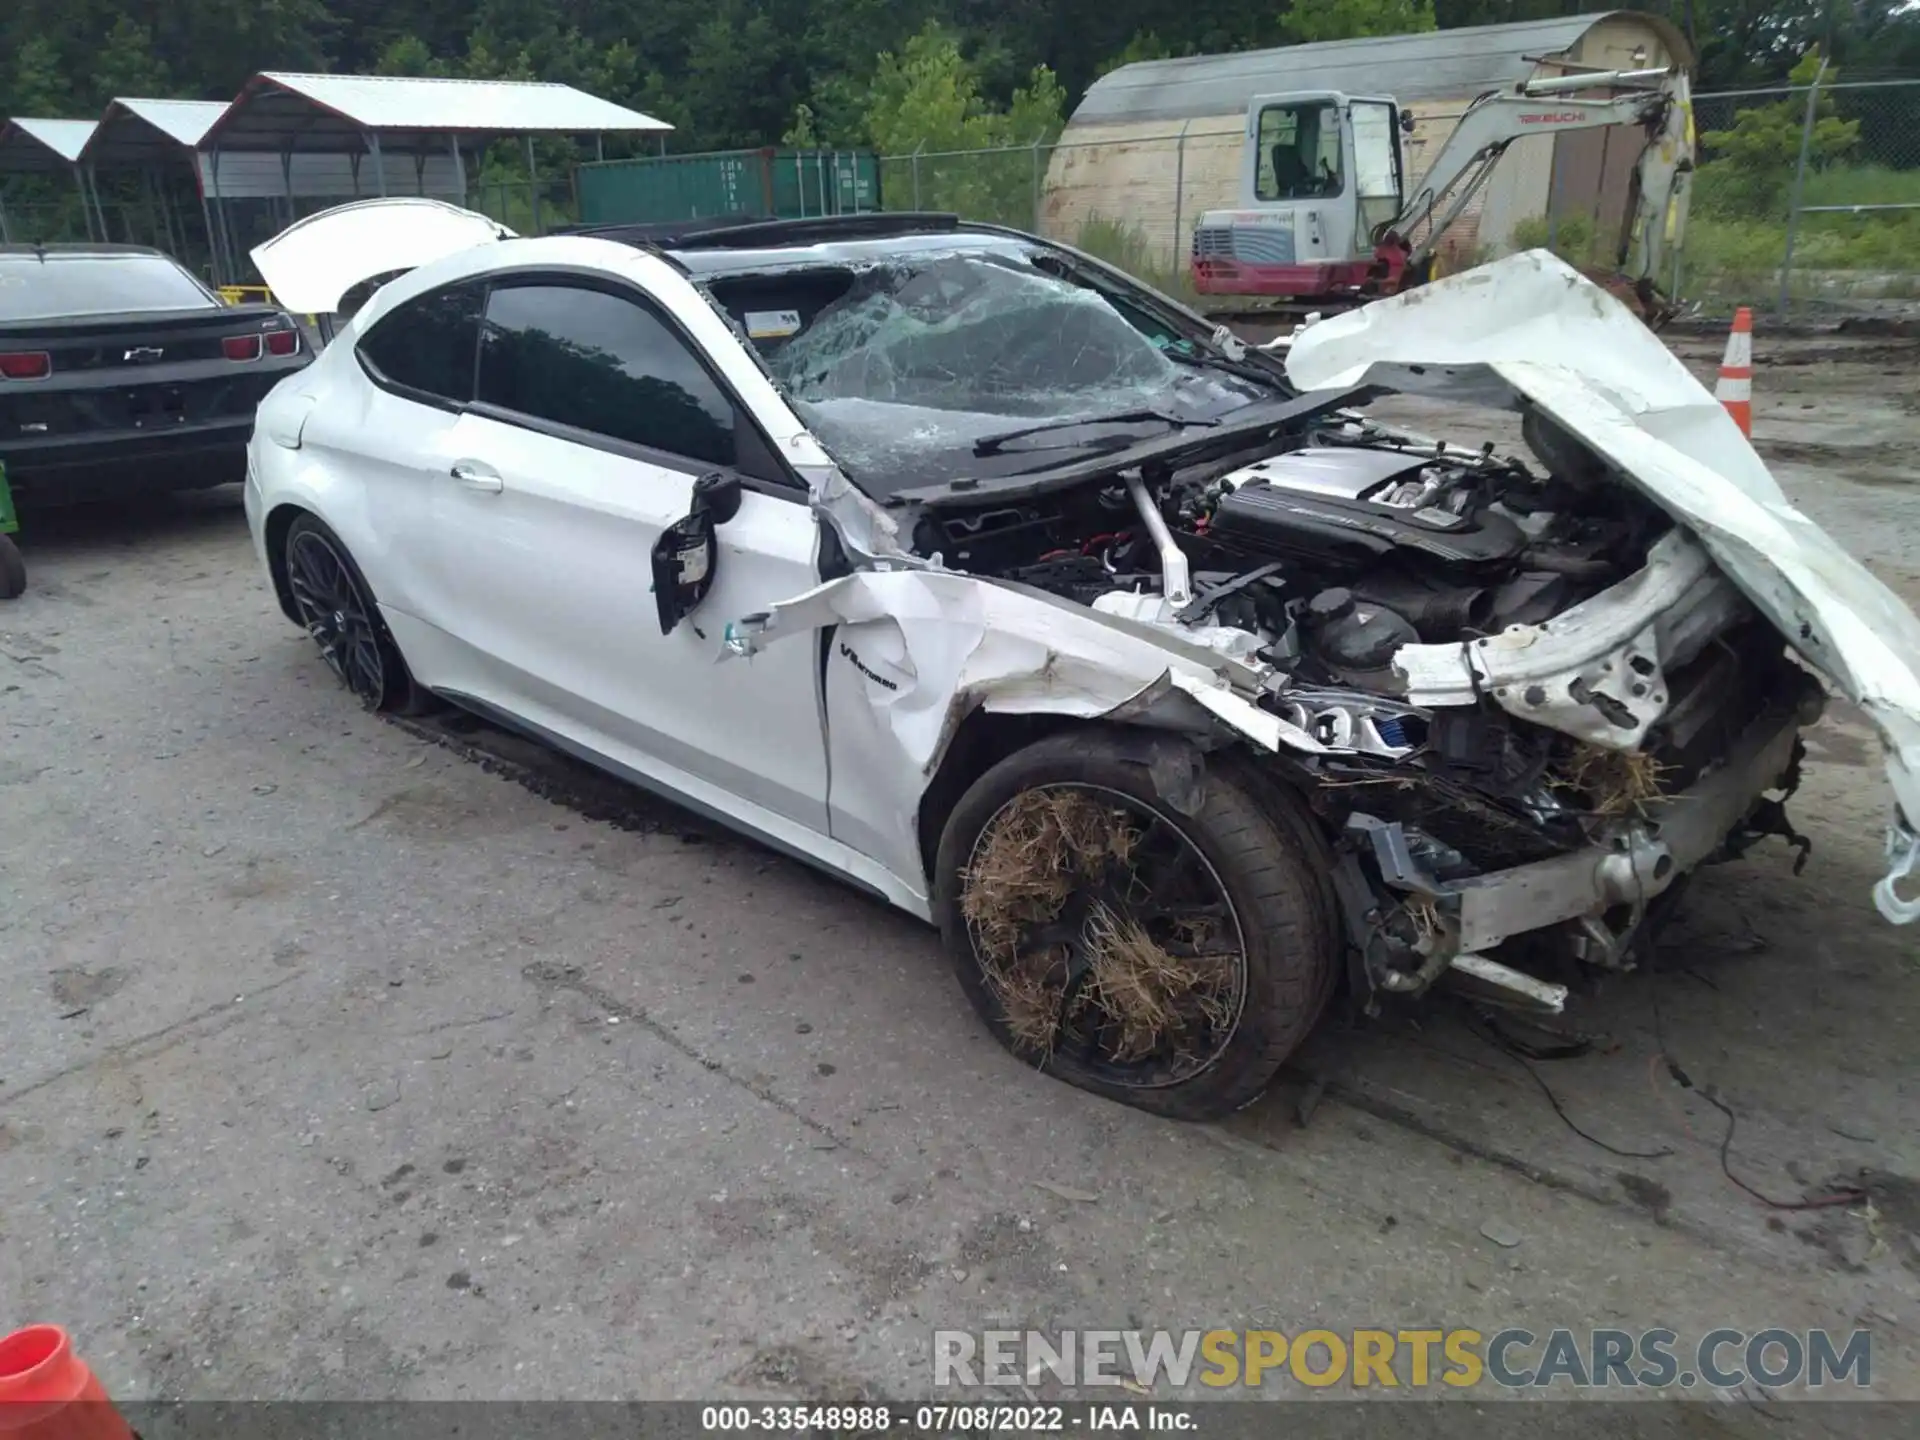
[282, 514, 428, 712]
[934, 733, 1339, 1121]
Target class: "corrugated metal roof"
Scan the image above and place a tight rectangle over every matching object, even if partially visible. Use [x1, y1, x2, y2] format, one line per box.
[1071, 13, 1666, 125]
[112, 99, 228, 146]
[0, 117, 97, 167]
[204, 73, 671, 152]
[81, 99, 228, 166]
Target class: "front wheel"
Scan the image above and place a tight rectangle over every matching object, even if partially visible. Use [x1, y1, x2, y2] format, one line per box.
[933, 732, 1338, 1121]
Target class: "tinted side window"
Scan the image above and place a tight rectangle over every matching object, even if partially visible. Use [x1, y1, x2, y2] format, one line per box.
[476, 283, 736, 468]
[357, 283, 484, 402]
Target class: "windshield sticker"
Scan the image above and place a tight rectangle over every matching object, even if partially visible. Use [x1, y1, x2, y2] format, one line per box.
[746, 309, 802, 340]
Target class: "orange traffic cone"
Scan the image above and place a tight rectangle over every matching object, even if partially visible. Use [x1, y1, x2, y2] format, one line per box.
[1715, 306, 1754, 437]
[0, 1326, 134, 1440]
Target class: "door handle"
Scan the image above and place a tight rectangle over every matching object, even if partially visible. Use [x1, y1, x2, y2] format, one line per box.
[450, 461, 503, 493]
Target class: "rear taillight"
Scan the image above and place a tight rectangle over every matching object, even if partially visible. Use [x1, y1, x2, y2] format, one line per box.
[223, 334, 263, 362]
[264, 329, 300, 357]
[0, 351, 51, 380]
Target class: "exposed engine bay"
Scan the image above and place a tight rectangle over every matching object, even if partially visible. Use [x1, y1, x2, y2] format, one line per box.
[902, 406, 1819, 1011]
[694, 240, 1888, 1026]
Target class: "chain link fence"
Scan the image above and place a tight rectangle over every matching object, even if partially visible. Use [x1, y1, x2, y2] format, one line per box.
[1685, 76, 1920, 313]
[880, 128, 1237, 302]
[0, 181, 218, 281]
[5, 78, 1912, 315]
[877, 78, 1920, 317]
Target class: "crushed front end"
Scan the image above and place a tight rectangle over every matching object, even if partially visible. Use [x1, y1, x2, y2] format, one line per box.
[897, 400, 1822, 1013]
[714, 242, 1917, 1021]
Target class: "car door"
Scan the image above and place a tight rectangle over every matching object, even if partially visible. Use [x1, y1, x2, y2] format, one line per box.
[410, 274, 830, 836]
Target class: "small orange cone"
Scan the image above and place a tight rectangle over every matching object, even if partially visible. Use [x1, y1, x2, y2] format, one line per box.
[0, 1326, 134, 1440]
[1715, 306, 1754, 437]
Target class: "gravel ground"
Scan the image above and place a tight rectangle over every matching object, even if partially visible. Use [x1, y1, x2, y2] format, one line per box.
[1, 330, 1917, 1406]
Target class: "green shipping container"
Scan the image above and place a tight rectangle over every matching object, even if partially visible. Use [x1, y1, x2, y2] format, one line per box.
[577, 147, 882, 227]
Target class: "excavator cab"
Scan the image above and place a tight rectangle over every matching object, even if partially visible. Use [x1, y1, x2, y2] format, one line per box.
[1192, 92, 1405, 298]
[1195, 66, 1694, 318]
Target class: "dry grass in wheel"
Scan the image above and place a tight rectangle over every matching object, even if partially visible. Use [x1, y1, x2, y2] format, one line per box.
[959, 788, 1242, 1064]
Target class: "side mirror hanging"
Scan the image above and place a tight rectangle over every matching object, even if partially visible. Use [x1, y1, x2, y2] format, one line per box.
[650, 472, 744, 636]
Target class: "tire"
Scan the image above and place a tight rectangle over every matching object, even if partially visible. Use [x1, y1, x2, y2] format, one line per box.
[282, 513, 437, 714]
[0, 535, 23, 600]
[933, 731, 1337, 1121]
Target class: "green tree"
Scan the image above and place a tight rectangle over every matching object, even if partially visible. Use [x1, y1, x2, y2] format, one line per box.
[783, 103, 823, 147]
[1698, 48, 1862, 217]
[7, 33, 72, 116]
[373, 34, 449, 78]
[1285, 0, 1437, 45]
[864, 23, 1065, 154]
[95, 17, 173, 103]
[864, 23, 1066, 223]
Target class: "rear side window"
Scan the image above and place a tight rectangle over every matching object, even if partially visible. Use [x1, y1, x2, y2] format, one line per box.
[476, 282, 736, 468]
[0, 253, 217, 321]
[356, 282, 484, 403]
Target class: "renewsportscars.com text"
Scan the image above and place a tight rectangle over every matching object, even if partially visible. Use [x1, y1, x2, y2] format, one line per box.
[932, 1327, 1873, 1391]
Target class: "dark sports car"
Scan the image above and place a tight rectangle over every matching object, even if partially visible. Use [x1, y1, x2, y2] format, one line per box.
[0, 244, 310, 503]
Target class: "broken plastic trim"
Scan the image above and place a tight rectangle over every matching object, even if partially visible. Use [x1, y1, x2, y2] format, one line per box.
[1875, 821, 1920, 924]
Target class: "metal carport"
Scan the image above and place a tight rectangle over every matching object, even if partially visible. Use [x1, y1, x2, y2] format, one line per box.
[79, 99, 229, 268]
[0, 119, 99, 243]
[196, 73, 672, 283]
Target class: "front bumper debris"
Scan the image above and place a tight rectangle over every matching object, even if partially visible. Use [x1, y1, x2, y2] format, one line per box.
[1875, 820, 1920, 924]
[1343, 681, 1818, 1010]
[1452, 691, 1809, 956]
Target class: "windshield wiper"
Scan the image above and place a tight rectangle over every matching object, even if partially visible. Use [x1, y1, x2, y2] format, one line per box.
[972, 408, 1215, 457]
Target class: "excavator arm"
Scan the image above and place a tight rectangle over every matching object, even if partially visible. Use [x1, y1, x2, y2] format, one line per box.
[1379, 67, 1694, 316]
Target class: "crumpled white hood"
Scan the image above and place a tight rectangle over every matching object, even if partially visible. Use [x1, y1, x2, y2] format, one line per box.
[1287, 251, 1920, 918]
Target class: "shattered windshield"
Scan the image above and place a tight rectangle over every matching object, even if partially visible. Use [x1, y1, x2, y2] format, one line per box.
[705, 246, 1275, 493]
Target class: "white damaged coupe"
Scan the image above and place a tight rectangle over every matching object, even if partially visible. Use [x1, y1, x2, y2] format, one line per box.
[246, 200, 1920, 1119]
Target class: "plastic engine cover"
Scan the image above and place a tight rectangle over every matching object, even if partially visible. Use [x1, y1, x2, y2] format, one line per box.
[1210, 481, 1527, 571]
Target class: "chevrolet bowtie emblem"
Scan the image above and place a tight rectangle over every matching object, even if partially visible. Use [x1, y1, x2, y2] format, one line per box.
[123, 346, 165, 362]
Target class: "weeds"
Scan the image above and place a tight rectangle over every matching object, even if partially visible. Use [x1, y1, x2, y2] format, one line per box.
[1554, 743, 1673, 819]
[1068, 215, 1203, 306]
[961, 787, 1239, 1065]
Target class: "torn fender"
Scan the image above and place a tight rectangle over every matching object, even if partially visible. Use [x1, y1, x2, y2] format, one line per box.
[725, 569, 1324, 775]
[1288, 250, 1920, 920]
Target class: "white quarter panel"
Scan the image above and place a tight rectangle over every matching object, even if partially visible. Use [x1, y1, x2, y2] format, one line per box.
[297, 380, 463, 621]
